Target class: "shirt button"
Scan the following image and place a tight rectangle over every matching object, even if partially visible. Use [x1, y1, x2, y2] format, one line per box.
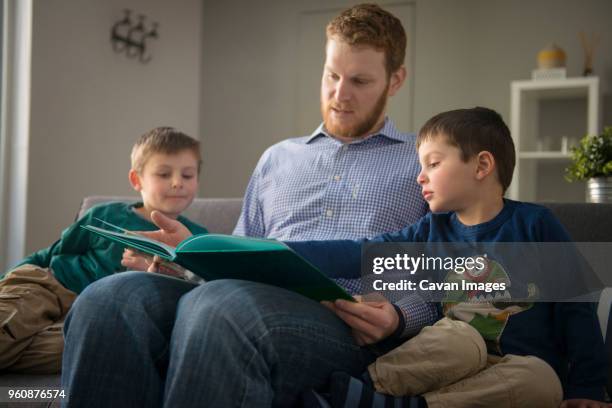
[326, 209, 333, 217]
[333, 175, 341, 181]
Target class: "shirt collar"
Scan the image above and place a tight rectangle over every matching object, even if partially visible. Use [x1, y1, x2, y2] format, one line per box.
[305, 117, 408, 144]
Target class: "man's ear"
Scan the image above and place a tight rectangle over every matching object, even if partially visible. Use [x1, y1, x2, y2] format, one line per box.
[475, 151, 496, 181]
[129, 169, 142, 192]
[387, 65, 407, 97]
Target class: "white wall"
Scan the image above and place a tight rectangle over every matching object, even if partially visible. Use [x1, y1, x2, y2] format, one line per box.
[413, 0, 612, 128]
[25, 0, 202, 254]
[200, 0, 612, 198]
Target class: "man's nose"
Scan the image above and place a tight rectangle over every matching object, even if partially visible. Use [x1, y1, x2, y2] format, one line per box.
[335, 79, 351, 102]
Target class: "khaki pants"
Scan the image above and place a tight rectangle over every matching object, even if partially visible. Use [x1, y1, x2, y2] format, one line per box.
[0, 264, 77, 374]
[368, 318, 563, 408]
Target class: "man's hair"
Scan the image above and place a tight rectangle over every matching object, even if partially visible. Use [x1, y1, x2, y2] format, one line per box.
[326, 3, 406, 75]
[131, 127, 202, 174]
[417, 107, 516, 193]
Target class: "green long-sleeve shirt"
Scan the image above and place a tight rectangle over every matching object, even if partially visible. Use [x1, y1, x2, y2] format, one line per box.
[15, 201, 208, 293]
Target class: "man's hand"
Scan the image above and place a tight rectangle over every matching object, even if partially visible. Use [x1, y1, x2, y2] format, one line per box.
[139, 211, 193, 247]
[561, 399, 612, 408]
[322, 295, 399, 345]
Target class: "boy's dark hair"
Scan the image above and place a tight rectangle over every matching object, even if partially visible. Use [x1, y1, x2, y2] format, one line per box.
[131, 127, 202, 174]
[417, 107, 516, 193]
[326, 3, 406, 76]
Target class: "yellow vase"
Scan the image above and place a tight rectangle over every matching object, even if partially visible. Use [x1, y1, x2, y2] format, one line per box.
[537, 45, 566, 69]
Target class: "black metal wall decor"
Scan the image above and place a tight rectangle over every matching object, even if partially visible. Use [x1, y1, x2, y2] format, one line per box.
[111, 9, 158, 64]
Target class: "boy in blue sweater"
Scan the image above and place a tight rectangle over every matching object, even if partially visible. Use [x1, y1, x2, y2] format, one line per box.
[0, 127, 208, 374]
[298, 107, 607, 407]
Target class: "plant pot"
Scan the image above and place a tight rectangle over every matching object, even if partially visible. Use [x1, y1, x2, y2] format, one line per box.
[587, 177, 612, 203]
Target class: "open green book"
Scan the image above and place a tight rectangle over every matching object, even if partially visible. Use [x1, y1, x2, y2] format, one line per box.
[82, 222, 353, 302]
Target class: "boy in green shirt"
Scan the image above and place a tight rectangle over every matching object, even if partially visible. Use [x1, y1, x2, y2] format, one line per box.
[0, 127, 208, 374]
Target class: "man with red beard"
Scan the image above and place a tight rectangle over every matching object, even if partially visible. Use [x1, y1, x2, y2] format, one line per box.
[60, 5, 437, 407]
[234, 4, 427, 243]
[233, 4, 434, 347]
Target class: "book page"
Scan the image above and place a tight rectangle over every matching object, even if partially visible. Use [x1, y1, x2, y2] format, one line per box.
[82, 225, 176, 260]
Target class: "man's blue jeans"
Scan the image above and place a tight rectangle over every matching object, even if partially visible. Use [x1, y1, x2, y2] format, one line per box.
[61, 272, 377, 407]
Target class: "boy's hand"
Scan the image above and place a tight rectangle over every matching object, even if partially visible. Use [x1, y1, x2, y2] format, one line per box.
[138, 211, 193, 247]
[146, 255, 187, 278]
[561, 399, 612, 408]
[321, 295, 399, 345]
[121, 248, 151, 271]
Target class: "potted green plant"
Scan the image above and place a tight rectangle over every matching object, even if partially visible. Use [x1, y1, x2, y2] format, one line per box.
[565, 126, 612, 203]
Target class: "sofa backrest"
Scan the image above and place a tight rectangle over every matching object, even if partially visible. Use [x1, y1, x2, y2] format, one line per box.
[79, 198, 612, 243]
[539, 202, 612, 242]
[78, 196, 243, 235]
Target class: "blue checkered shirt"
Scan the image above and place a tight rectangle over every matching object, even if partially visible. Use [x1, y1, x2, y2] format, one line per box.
[234, 118, 437, 337]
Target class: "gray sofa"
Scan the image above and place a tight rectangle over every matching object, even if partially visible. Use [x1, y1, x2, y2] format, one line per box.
[0, 197, 611, 407]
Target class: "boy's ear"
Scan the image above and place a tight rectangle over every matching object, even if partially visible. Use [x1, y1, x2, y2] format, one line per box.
[128, 169, 142, 192]
[475, 151, 495, 181]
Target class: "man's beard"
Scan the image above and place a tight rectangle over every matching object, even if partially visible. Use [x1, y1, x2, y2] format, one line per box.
[321, 83, 389, 140]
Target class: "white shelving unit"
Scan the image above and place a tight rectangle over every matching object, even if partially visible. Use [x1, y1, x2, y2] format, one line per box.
[509, 77, 600, 202]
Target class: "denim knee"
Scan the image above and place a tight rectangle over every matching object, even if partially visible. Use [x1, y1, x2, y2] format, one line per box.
[176, 279, 269, 329]
[66, 272, 195, 331]
[72, 272, 154, 309]
[175, 279, 352, 341]
[65, 273, 146, 329]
